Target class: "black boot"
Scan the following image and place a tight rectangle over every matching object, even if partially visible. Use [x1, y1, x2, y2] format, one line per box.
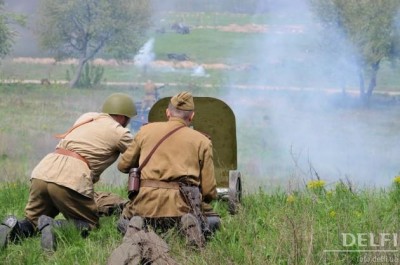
[0, 216, 36, 249]
[206, 216, 221, 234]
[18, 219, 36, 238]
[51, 218, 91, 238]
[38, 215, 57, 252]
[71, 219, 91, 238]
[0, 215, 18, 249]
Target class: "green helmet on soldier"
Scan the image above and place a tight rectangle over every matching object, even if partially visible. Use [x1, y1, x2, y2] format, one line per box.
[102, 93, 137, 118]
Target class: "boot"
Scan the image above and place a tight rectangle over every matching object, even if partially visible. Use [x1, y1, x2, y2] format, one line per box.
[52, 218, 90, 237]
[38, 215, 57, 252]
[18, 219, 36, 238]
[206, 216, 221, 234]
[0, 215, 18, 249]
[71, 219, 91, 238]
[117, 216, 130, 235]
[180, 213, 205, 248]
[0, 216, 36, 250]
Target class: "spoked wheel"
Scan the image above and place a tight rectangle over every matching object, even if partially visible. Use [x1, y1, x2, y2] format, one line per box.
[228, 170, 242, 215]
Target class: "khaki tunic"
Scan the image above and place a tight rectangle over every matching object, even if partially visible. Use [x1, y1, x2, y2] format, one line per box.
[118, 117, 217, 218]
[31, 112, 133, 198]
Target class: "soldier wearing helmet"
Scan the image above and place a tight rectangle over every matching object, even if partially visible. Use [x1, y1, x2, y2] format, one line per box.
[0, 93, 136, 252]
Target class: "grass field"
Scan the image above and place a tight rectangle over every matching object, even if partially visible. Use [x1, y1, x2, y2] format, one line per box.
[2, 11, 400, 264]
[1, 174, 400, 264]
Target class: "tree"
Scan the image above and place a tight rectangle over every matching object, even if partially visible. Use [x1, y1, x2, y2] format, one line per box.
[36, 0, 152, 88]
[309, 0, 400, 103]
[0, 0, 26, 58]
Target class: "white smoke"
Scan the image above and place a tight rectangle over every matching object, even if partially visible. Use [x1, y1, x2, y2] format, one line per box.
[134, 38, 155, 69]
[191, 65, 209, 77]
[221, 1, 400, 189]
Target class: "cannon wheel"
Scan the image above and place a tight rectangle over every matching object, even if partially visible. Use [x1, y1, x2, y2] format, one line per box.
[228, 170, 242, 215]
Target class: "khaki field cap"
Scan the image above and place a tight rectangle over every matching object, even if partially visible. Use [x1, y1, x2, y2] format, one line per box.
[170, 91, 194, 111]
[102, 93, 137, 118]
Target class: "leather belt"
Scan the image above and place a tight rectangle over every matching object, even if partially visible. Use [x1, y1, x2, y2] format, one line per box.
[140, 179, 180, 190]
[54, 148, 90, 169]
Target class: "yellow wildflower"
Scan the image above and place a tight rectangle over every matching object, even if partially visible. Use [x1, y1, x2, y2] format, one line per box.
[329, 210, 336, 218]
[307, 180, 326, 189]
[286, 194, 295, 203]
[394, 176, 400, 184]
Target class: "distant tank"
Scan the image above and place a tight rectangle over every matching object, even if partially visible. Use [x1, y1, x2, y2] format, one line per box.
[171, 23, 190, 34]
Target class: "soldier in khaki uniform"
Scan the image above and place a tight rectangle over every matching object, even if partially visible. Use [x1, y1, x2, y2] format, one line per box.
[118, 91, 219, 248]
[0, 93, 136, 252]
[141, 79, 157, 112]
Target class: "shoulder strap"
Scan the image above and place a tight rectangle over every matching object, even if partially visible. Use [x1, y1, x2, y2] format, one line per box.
[138, 125, 185, 171]
[54, 117, 95, 139]
[54, 114, 104, 139]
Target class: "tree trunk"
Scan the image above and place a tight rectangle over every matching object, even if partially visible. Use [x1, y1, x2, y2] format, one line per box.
[69, 58, 87, 88]
[366, 62, 380, 100]
[358, 62, 380, 106]
[358, 68, 365, 100]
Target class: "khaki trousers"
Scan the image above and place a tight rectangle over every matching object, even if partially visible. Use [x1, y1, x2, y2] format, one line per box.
[24, 179, 99, 229]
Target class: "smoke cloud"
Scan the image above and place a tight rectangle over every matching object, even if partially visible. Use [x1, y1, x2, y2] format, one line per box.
[221, 1, 400, 190]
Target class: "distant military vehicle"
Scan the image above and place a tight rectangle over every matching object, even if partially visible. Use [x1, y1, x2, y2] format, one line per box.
[167, 53, 189, 61]
[171, 23, 190, 34]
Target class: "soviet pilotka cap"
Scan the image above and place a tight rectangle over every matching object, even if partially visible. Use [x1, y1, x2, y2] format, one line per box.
[170, 91, 195, 111]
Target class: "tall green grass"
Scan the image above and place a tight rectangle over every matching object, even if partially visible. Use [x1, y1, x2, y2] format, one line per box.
[1, 179, 400, 264]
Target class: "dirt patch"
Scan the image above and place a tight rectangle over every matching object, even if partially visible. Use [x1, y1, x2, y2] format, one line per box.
[12, 57, 125, 66]
[11, 57, 249, 70]
[196, 24, 304, 33]
[151, 60, 236, 70]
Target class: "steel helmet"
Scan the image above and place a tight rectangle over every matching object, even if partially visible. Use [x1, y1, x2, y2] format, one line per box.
[102, 93, 137, 118]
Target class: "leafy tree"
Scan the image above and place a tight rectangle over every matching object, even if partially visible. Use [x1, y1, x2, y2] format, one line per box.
[36, 0, 152, 88]
[0, 0, 26, 58]
[309, 0, 400, 103]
